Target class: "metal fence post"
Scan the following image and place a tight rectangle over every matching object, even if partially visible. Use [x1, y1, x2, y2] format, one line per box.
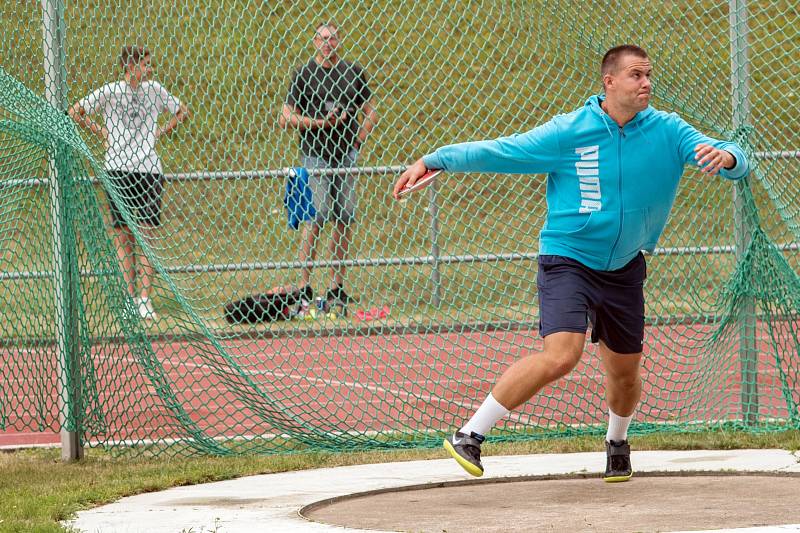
[43, 0, 83, 460]
[729, 0, 758, 425]
[427, 180, 442, 307]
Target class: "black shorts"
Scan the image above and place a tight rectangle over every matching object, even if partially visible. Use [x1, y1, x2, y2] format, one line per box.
[536, 253, 647, 354]
[106, 171, 165, 228]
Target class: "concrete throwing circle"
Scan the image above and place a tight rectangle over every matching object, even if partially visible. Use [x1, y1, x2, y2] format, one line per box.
[302, 473, 800, 532]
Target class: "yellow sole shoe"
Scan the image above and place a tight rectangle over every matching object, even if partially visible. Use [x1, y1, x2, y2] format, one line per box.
[603, 472, 633, 483]
[443, 436, 484, 477]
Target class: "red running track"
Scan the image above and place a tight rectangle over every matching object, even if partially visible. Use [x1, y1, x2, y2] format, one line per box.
[2, 321, 797, 449]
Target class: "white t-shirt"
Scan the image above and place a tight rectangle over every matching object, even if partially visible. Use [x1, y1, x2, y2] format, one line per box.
[78, 80, 182, 173]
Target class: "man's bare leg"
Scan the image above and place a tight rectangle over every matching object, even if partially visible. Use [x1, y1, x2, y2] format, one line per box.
[329, 221, 350, 289]
[300, 221, 321, 288]
[113, 226, 136, 297]
[445, 332, 586, 476]
[599, 341, 642, 482]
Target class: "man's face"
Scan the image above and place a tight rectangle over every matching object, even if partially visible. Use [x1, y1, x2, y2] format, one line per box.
[604, 54, 652, 112]
[129, 55, 152, 82]
[314, 26, 340, 60]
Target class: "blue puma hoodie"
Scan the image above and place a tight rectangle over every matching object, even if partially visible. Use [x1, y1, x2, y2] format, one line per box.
[422, 95, 749, 271]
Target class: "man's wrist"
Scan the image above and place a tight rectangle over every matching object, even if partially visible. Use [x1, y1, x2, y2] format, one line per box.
[724, 151, 736, 170]
[421, 153, 441, 171]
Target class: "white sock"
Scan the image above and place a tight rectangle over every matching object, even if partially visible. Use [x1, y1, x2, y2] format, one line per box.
[606, 408, 633, 442]
[459, 393, 510, 437]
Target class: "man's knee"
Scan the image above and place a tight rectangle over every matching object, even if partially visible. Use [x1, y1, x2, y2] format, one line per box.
[542, 332, 585, 379]
[549, 350, 583, 379]
[608, 369, 641, 392]
[302, 220, 321, 235]
[603, 356, 642, 394]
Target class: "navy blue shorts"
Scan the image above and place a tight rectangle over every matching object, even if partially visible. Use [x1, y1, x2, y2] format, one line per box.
[536, 253, 647, 354]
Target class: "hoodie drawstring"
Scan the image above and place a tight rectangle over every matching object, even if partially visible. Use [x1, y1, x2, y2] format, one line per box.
[600, 112, 615, 139]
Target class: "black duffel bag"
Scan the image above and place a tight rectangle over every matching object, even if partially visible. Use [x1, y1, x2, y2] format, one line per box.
[224, 286, 302, 324]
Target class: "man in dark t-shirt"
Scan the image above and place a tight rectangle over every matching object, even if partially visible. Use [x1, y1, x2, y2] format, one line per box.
[279, 22, 377, 311]
[289, 59, 371, 166]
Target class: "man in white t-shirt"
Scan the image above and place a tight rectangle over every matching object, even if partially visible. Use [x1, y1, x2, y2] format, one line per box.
[69, 45, 189, 320]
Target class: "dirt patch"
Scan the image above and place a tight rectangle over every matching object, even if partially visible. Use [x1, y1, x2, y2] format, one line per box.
[303, 473, 800, 532]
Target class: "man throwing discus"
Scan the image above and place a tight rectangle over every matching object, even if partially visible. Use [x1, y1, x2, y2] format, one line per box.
[394, 45, 749, 481]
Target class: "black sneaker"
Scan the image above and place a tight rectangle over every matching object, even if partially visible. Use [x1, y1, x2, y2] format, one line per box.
[443, 431, 485, 477]
[293, 285, 314, 320]
[300, 285, 313, 303]
[604, 439, 633, 482]
[325, 286, 355, 305]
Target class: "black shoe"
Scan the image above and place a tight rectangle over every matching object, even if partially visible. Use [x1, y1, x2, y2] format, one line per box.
[443, 431, 485, 477]
[604, 439, 633, 482]
[325, 286, 355, 305]
[292, 285, 314, 319]
[300, 285, 313, 303]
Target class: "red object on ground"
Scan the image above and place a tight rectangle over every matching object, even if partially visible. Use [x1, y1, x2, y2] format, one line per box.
[355, 306, 390, 321]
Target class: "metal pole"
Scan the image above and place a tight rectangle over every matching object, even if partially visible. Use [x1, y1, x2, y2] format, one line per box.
[729, 0, 758, 425]
[427, 179, 442, 307]
[43, 0, 83, 460]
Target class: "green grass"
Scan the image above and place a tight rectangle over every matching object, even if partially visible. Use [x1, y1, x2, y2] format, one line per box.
[1, 429, 799, 532]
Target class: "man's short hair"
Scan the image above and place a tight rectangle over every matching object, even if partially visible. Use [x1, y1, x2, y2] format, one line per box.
[601, 45, 649, 76]
[314, 22, 338, 36]
[119, 45, 150, 69]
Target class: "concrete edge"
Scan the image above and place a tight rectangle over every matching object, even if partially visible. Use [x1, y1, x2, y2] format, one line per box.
[68, 449, 800, 533]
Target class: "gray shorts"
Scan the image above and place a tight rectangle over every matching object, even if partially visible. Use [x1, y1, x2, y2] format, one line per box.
[302, 150, 358, 226]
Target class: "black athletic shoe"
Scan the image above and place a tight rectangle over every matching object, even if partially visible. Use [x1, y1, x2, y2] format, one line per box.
[325, 286, 355, 305]
[300, 285, 313, 303]
[604, 439, 633, 482]
[293, 285, 315, 319]
[443, 431, 486, 477]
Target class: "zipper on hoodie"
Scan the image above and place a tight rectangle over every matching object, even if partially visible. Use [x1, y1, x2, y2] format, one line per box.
[606, 125, 625, 269]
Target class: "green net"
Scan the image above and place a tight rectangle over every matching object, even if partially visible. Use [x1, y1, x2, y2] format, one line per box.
[1, 1, 798, 457]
